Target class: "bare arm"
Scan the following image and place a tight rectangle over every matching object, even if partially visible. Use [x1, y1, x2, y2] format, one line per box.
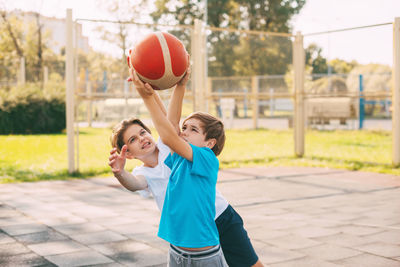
[153, 90, 167, 116]
[114, 170, 148, 192]
[131, 69, 193, 161]
[167, 68, 190, 134]
[108, 146, 148, 191]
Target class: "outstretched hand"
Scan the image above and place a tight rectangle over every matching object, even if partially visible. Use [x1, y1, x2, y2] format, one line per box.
[129, 67, 154, 98]
[176, 65, 191, 87]
[108, 145, 128, 175]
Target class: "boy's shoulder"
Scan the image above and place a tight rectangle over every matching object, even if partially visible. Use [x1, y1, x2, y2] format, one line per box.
[190, 144, 219, 175]
[190, 144, 216, 158]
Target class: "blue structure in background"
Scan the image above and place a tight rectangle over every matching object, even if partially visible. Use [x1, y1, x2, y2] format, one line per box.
[359, 74, 364, 129]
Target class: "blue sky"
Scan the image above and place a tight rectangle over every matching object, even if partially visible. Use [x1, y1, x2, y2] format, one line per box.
[2, 0, 399, 65]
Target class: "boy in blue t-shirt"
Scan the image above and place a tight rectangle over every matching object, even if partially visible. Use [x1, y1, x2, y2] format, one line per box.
[131, 69, 227, 266]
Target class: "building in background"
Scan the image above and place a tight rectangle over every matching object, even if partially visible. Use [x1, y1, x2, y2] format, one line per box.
[10, 9, 90, 54]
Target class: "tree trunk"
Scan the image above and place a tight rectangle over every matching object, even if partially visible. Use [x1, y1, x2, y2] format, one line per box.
[35, 12, 43, 82]
[0, 11, 24, 58]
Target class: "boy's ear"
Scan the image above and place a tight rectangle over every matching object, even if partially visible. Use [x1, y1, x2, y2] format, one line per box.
[206, 138, 217, 150]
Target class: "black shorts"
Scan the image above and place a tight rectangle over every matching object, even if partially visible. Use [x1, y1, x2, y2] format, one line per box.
[216, 205, 259, 267]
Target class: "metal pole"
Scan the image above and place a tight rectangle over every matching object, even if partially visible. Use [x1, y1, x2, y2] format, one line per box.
[191, 25, 196, 112]
[252, 76, 258, 129]
[269, 88, 274, 116]
[393, 17, 400, 166]
[244, 88, 248, 118]
[359, 74, 364, 129]
[124, 80, 129, 118]
[293, 32, 305, 157]
[203, 0, 208, 112]
[201, 21, 207, 111]
[86, 80, 92, 127]
[66, 9, 75, 173]
[103, 71, 107, 92]
[74, 21, 80, 171]
[206, 77, 212, 113]
[192, 19, 206, 111]
[203, 0, 207, 25]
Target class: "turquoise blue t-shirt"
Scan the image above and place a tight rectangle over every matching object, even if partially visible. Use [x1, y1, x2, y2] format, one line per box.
[158, 144, 219, 248]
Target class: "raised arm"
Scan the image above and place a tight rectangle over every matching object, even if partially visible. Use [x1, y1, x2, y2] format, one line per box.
[130, 69, 193, 161]
[167, 67, 190, 134]
[108, 145, 148, 191]
[153, 90, 167, 116]
[127, 53, 167, 116]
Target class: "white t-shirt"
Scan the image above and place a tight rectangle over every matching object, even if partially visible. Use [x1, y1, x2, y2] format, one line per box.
[133, 139, 229, 219]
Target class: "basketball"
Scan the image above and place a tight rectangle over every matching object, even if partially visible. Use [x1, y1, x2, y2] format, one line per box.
[128, 32, 189, 90]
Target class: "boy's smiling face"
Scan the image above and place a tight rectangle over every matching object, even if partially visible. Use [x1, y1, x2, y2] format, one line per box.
[123, 124, 156, 159]
[180, 118, 216, 150]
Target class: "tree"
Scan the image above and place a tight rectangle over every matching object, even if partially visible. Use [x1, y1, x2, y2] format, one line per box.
[232, 34, 292, 76]
[0, 11, 23, 82]
[305, 43, 328, 77]
[22, 16, 54, 82]
[0, 11, 62, 84]
[34, 12, 43, 82]
[152, 0, 305, 32]
[151, 0, 306, 76]
[346, 64, 391, 93]
[0, 10, 24, 58]
[303, 43, 362, 94]
[346, 64, 391, 116]
[305, 43, 359, 76]
[329, 58, 357, 74]
[307, 76, 347, 94]
[95, 0, 152, 79]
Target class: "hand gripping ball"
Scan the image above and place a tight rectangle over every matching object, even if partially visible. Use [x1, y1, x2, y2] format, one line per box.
[128, 32, 189, 90]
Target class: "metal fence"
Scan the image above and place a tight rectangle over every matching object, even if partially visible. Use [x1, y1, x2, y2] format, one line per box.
[65, 15, 399, 172]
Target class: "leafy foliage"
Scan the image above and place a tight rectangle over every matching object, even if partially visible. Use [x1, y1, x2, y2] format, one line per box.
[305, 43, 328, 76]
[0, 14, 24, 81]
[151, 0, 306, 76]
[0, 83, 65, 134]
[0, 12, 65, 83]
[329, 58, 358, 74]
[346, 64, 391, 92]
[306, 43, 359, 77]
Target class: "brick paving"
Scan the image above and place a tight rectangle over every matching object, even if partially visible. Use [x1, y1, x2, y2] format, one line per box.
[0, 167, 399, 266]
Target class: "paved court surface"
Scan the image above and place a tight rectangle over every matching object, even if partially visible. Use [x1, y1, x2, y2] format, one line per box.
[1, 167, 400, 266]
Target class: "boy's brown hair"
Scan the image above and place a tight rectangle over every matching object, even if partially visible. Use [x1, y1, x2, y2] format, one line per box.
[111, 117, 151, 153]
[183, 111, 225, 156]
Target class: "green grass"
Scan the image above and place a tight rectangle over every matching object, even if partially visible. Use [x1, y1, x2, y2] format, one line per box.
[222, 129, 397, 173]
[0, 128, 399, 183]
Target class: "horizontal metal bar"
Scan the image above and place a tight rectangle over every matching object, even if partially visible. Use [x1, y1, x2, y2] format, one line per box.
[75, 18, 193, 30]
[304, 22, 392, 36]
[207, 26, 293, 37]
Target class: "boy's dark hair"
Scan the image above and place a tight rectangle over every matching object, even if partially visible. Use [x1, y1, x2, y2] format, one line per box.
[183, 111, 225, 156]
[111, 117, 151, 153]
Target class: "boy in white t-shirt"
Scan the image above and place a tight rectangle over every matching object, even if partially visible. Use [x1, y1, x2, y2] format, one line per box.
[109, 70, 263, 267]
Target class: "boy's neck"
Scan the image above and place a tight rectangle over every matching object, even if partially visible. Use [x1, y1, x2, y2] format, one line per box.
[141, 148, 159, 168]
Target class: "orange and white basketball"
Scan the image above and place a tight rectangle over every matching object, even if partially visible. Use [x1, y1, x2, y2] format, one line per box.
[128, 32, 189, 90]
